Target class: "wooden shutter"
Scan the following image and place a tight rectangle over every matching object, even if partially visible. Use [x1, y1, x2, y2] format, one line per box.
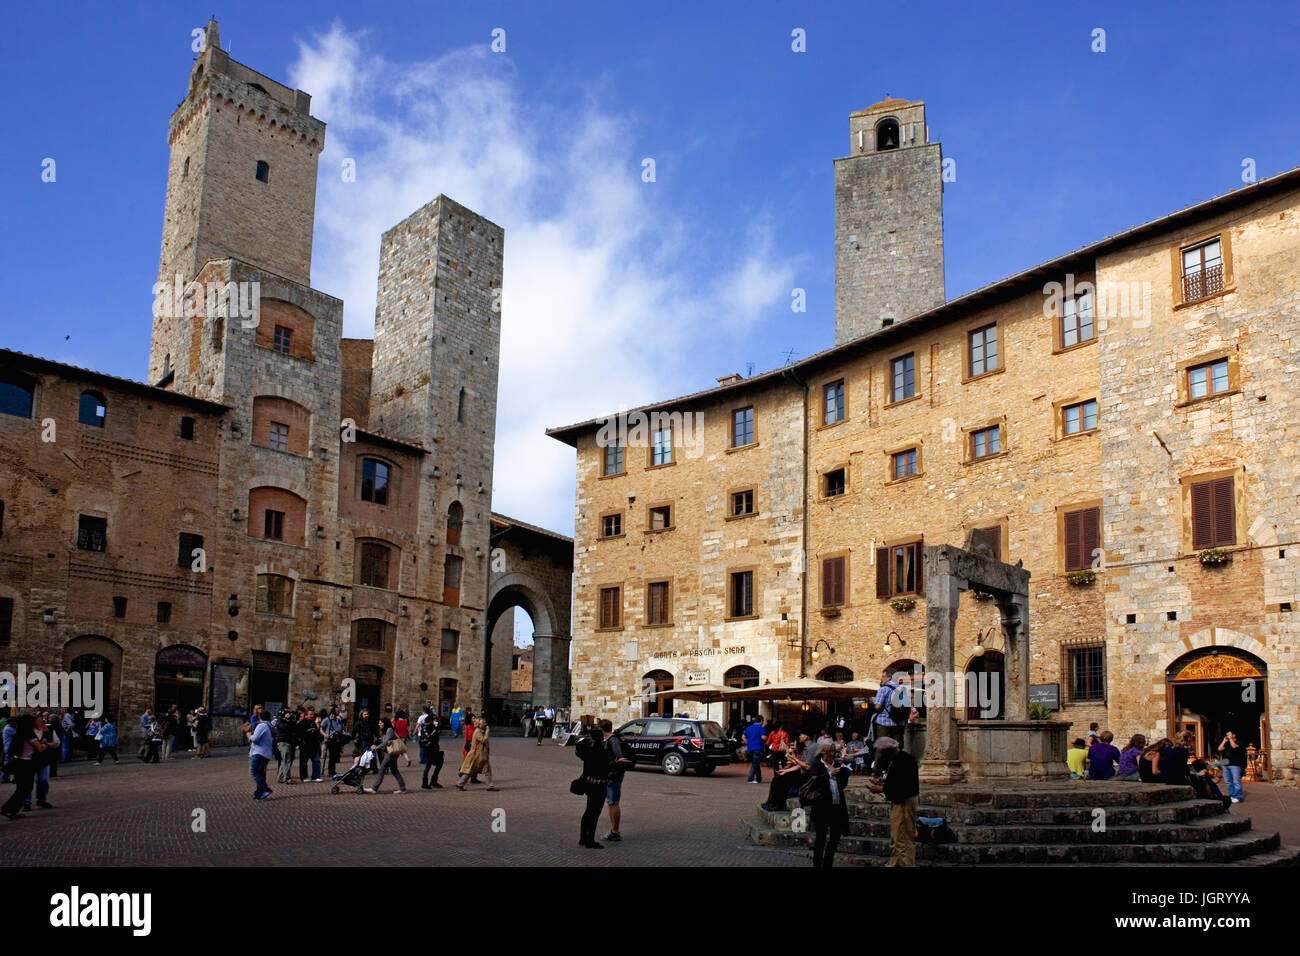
[1064, 510, 1083, 571]
[822, 557, 844, 607]
[876, 548, 891, 598]
[1190, 481, 1214, 550]
[600, 588, 619, 628]
[1212, 477, 1236, 547]
[913, 541, 925, 594]
[1081, 508, 1101, 570]
[648, 582, 668, 625]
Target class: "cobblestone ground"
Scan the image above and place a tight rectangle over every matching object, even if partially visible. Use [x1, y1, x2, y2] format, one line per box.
[4, 740, 1293, 867]
[0, 737, 807, 867]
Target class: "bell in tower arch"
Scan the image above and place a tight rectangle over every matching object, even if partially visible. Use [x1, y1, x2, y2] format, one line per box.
[876, 118, 900, 151]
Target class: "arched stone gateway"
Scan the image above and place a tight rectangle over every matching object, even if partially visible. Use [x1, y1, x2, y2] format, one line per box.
[1165, 645, 1270, 759]
[485, 514, 573, 720]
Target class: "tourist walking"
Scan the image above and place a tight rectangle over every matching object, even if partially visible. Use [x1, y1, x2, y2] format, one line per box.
[867, 736, 919, 867]
[96, 717, 119, 764]
[365, 717, 408, 794]
[1, 717, 16, 784]
[2, 714, 51, 819]
[574, 723, 610, 849]
[59, 709, 76, 762]
[534, 705, 547, 745]
[247, 712, 273, 800]
[352, 709, 375, 755]
[744, 716, 767, 784]
[602, 719, 634, 842]
[808, 740, 852, 867]
[1217, 731, 1247, 803]
[420, 712, 444, 789]
[84, 716, 102, 763]
[160, 707, 179, 761]
[33, 717, 58, 808]
[193, 707, 212, 758]
[456, 717, 496, 790]
[392, 711, 411, 767]
[137, 708, 153, 760]
[144, 718, 163, 763]
[321, 707, 346, 777]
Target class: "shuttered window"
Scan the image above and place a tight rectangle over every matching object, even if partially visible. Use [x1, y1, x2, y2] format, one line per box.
[822, 556, 846, 607]
[599, 587, 621, 629]
[1063, 507, 1101, 572]
[1191, 477, 1236, 549]
[359, 542, 391, 588]
[647, 581, 671, 625]
[876, 542, 923, 598]
[977, 525, 1002, 561]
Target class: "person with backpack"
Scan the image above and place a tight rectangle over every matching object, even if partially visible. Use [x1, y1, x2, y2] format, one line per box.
[871, 670, 911, 744]
[272, 710, 297, 784]
[600, 719, 634, 842]
[419, 712, 444, 789]
[574, 723, 611, 849]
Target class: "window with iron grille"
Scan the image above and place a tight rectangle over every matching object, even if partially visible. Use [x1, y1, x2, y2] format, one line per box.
[1062, 399, 1098, 435]
[732, 407, 754, 447]
[599, 587, 621, 629]
[647, 581, 671, 626]
[77, 515, 107, 552]
[263, 509, 285, 541]
[890, 354, 915, 402]
[968, 324, 999, 377]
[729, 571, 754, 618]
[1187, 359, 1230, 400]
[1060, 291, 1095, 348]
[1066, 644, 1105, 702]
[601, 513, 622, 538]
[824, 381, 845, 424]
[358, 542, 391, 588]
[731, 490, 754, 517]
[603, 442, 624, 476]
[272, 325, 292, 354]
[1182, 237, 1223, 302]
[892, 448, 917, 480]
[970, 425, 1001, 460]
[268, 421, 289, 452]
[361, 458, 389, 505]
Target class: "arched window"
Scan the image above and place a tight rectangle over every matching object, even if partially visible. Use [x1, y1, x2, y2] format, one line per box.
[876, 118, 900, 151]
[817, 665, 854, 683]
[723, 665, 760, 689]
[643, 669, 673, 718]
[154, 644, 208, 715]
[78, 391, 106, 427]
[255, 160, 270, 183]
[446, 501, 464, 546]
[361, 458, 390, 505]
[0, 371, 35, 419]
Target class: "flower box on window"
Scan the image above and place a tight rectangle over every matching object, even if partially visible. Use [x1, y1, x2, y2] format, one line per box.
[1064, 570, 1096, 586]
[1198, 548, 1232, 567]
[889, 597, 917, 613]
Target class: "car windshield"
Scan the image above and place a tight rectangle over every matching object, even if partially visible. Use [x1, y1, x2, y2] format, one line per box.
[700, 722, 725, 738]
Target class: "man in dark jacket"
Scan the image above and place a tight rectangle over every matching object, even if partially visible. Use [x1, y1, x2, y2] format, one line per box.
[419, 714, 444, 789]
[808, 740, 853, 867]
[867, 736, 920, 867]
[297, 709, 322, 782]
[271, 710, 297, 784]
[575, 725, 610, 850]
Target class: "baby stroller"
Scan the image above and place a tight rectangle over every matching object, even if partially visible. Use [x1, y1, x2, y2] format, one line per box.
[330, 747, 375, 794]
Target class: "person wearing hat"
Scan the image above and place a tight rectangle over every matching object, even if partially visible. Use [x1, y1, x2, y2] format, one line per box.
[867, 735, 920, 867]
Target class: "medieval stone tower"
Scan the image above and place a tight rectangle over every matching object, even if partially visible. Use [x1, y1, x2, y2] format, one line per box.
[833, 98, 946, 343]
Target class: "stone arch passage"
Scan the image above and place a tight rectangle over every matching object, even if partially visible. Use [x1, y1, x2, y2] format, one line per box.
[485, 514, 573, 719]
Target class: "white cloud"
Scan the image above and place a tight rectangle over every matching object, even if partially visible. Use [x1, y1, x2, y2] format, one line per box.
[291, 23, 797, 535]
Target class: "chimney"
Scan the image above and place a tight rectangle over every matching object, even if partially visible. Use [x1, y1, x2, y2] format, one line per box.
[716, 373, 743, 387]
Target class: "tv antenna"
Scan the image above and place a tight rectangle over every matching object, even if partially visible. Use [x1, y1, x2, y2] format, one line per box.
[782, 348, 797, 364]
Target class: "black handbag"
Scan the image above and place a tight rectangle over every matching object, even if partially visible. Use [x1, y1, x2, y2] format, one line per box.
[569, 777, 586, 796]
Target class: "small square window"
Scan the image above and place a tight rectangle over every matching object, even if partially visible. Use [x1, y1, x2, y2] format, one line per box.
[361, 458, 390, 505]
[157, 601, 172, 624]
[180, 416, 196, 440]
[731, 490, 755, 517]
[112, 596, 127, 618]
[268, 422, 289, 452]
[1126, 613, 1137, 625]
[601, 513, 622, 538]
[264, 509, 285, 541]
[649, 505, 672, 531]
[892, 449, 917, 480]
[970, 426, 1002, 460]
[1062, 400, 1099, 435]
[177, 532, 204, 569]
[1187, 359, 1230, 400]
[824, 468, 846, 497]
[77, 515, 107, 552]
[256, 160, 270, 183]
[968, 325, 999, 377]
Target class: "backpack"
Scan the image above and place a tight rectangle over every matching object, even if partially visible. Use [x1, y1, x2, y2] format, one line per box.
[419, 720, 441, 749]
[881, 682, 911, 725]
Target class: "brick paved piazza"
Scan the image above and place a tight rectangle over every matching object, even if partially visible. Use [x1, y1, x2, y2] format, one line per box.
[0, 737, 804, 867]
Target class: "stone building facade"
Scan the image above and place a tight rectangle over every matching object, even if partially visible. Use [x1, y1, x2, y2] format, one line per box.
[0, 21, 572, 745]
[549, 100, 1300, 784]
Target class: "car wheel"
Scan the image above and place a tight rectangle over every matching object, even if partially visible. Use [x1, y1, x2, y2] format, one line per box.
[661, 752, 686, 776]
[694, 764, 716, 776]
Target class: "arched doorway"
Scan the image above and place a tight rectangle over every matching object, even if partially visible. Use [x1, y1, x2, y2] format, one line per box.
[643, 669, 673, 718]
[155, 644, 207, 716]
[1166, 648, 1268, 758]
[63, 635, 122, 723]
[965, 650, 1005, 719]
[354, 664, 384, 721]
[818, 665, 856, 732]
[723, 665, 759, 730]
[486, 573, 559, 716]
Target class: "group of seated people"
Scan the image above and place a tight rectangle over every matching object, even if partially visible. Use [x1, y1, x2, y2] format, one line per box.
[1066, 726, 1244, 807]
[757, 728, 876, 812]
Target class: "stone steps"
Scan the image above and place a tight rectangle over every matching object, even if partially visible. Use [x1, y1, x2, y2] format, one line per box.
[807, 796, 1228, 827]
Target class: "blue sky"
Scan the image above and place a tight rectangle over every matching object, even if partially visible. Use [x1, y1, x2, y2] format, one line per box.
[3, 1, 1299, 540]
